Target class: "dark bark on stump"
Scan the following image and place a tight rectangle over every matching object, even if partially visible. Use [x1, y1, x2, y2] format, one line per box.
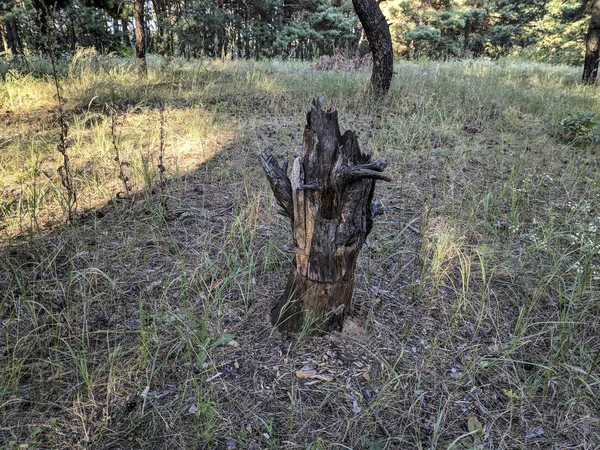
[260, 101, 390, 333]
[583, 0, 600, 84]
[352, 0, 393, 96]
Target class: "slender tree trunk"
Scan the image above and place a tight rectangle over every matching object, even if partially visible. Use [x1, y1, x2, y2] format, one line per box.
[236, 28, 242, 58]
[122, 18, 131, 46]
[152, 0, 166, 54]
[260, 101, 390, 333]
[67, 19, 75, 51]
[277, 0, 284, 56]
[244, 13, 250, 58]
[462, 19, 471, 58]
[134, 0, 147, 76]
[4, 16, 24, 58]
[2, 20, 15, 55]
[278, 0, 284, 30]
[0, 22, 8, 53]
[170, 3, 182, 56]
[56, 9, 66, 53]
[112, 16, 119, 36]
[214, 0, 223, 58]
[583, 0, 600, 84]
[12, 17, 24, 57]
[351, 0, 393, 96]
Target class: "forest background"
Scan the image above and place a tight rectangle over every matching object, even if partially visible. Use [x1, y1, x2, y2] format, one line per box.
[0, 0, 596, 66]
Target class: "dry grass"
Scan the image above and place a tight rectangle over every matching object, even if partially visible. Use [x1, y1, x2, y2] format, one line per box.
[1, 54, 599, 449]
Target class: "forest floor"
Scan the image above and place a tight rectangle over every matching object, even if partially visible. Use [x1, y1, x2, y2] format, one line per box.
[0, 55, 599, 449]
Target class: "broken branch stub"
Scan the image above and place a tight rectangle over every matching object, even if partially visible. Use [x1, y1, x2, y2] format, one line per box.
[259, 149, 293, 220]
[260, 101, 390, 333]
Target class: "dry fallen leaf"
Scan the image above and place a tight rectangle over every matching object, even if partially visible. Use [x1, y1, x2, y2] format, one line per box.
[295, 369, 317, 379]
[295, 369, 333, 382]
[140, 386, 150, 399]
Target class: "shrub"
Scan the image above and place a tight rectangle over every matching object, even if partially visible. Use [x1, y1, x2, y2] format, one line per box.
[559, 111, 600, 143]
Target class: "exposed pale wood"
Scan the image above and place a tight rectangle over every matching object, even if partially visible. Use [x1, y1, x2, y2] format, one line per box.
[261, 101, 389, 333]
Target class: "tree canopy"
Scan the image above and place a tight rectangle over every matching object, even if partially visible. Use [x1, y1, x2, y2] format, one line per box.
[0, 0, 597, 66]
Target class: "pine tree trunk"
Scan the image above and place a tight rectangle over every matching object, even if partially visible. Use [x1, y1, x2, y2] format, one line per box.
[152, 0, 166, 54]
[67, 20, 76, 51]
[351, 0, 393, 96]
[215, 0, 224, 58]
[462, 19, 471, 58]
[122, 18, 131, 46]
[113, 16, 119, 36]
[134, 0, 147, 76]
[260, 101, 390, 333]
[278, 0, 284, 31]
[13, 18, 24, 57]
[4, 16, 24, 58]
[56, 10, 66, 53]
[583, 0, 600, 84]
[0, 22, 8, 53]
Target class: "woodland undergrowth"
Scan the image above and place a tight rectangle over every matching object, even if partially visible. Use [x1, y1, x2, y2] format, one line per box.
[0, 53, 599, 449]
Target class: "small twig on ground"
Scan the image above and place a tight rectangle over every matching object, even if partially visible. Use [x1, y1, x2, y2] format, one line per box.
[406, 222, 421, 235]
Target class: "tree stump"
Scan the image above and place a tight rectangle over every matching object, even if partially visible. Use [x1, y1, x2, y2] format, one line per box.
[260, 101, 390, 333]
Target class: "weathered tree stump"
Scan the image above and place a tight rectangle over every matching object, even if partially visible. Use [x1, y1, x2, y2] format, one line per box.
[260, 101, 390, 333]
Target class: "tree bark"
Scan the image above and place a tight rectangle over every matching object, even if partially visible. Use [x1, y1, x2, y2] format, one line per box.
[134, 0, 147, 76]
[583, 0, 600, 84]
[122, 18, 131, 46]
[152, 0, 166, 54]
[278, 0, 284, 31]
[260, 101, 390, 333]
[0, 22, 8, 53]
[462, 18, 471, 58]
[4, 16, 24, 59]
[112, 16, 119, 36]
[351, 0, 393, 96]
[67, 19, 75, 51]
